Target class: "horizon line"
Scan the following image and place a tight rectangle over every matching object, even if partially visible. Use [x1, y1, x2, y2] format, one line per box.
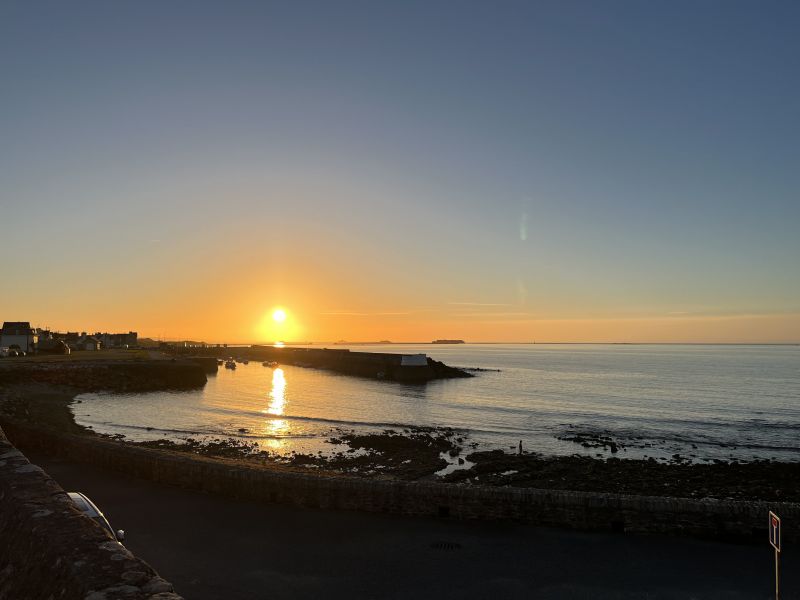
[176, 340, 800, 347]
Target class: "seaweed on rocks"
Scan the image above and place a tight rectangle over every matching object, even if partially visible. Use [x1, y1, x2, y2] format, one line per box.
[289, 426, 462, 480]
[557, 429, 622, 453]
[132, 437, 262, 459]
[441, 449, 800, 501]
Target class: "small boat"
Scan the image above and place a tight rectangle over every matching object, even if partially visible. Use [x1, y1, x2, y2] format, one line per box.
[224, 360, 236, 370]
[262, 361, 278, 367]
[242, 359, 249, 365]
[216, 359, 223, 365]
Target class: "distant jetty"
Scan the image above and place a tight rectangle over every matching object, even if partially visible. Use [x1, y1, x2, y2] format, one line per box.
[169, 345, 473, 382]
[247, 347, 472, 382]
[432, 339, 465, 344]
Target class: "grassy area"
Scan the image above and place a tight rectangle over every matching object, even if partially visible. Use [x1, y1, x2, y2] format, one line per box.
[6, 349, 153, 363]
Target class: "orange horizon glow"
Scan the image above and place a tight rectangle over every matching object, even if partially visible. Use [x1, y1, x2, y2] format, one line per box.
[16, 310, 800, 346]
[8, 259, 799, 345]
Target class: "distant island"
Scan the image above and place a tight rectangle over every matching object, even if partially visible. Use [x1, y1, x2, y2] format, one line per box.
[333, 340, 393, 345]
[432, 339, 465, 344]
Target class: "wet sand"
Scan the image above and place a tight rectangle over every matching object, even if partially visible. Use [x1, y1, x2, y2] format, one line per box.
[27, 450, 798, 600]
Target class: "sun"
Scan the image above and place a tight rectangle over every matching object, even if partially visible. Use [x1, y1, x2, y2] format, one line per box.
[259, 307, 301, 343]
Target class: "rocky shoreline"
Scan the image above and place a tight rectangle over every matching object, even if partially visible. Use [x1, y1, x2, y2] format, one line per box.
[0, 366, 798, 504]
[129, 427, 463, 480]
[122, 430, 799, 502]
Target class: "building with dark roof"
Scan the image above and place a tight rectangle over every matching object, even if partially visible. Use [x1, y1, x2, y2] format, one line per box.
[0, 322, 38, 353]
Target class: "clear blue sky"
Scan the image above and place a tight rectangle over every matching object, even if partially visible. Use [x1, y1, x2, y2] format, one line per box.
[1, 1, 798, 342]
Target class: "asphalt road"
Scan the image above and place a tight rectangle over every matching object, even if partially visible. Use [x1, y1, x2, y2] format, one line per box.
[28, 452, 796, 600]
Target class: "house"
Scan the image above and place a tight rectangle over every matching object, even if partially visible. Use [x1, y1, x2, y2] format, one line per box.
[37, 338, 71, 355]
[96, 331, 138, 348]
[0, 322, 38, 353]
[77, 335, 101, 351]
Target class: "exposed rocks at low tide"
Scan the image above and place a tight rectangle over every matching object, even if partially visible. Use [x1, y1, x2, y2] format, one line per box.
[132, 437, 261, 459]
[557, 429, 621, 454]
[112, 428, 800, 502]
[290, 427, 461, 479]
[128, 427, 463, 481]
[442, 449, 800, 502]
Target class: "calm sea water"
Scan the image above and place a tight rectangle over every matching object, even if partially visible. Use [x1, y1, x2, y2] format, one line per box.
[73, 344, 800, 462]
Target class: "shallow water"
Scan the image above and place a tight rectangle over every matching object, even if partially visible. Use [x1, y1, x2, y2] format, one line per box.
[73, 344, 800, 462]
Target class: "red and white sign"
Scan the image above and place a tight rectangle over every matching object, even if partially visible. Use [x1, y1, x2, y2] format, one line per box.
[769, 511, 781, 553]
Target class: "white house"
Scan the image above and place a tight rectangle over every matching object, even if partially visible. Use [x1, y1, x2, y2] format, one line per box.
[0, 322, 38, 353]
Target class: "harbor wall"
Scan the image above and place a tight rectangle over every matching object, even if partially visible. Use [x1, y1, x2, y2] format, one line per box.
[0, 359, 207, 392]
[172, 345, 471, 382]
[0, 426, 182, 600]
[4, 418, 796, 544]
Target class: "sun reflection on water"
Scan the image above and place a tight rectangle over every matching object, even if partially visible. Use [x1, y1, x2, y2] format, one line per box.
[264, 368, 289, 442]
[267, 368, 286, 416]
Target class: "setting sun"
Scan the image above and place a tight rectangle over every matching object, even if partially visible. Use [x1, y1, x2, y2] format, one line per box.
[258, 308, 302, 343]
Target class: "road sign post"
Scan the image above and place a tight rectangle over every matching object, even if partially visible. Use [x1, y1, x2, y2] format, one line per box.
[769, 511, 781, 600]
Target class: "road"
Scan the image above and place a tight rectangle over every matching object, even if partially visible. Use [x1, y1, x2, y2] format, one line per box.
[28, 451, 795, 600]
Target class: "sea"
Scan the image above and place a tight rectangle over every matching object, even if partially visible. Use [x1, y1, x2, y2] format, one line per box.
[72, 344, 800, 463]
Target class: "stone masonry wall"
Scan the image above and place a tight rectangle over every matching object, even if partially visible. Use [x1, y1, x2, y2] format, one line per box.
[4, 419, 797, 544]
[0, 360, 207, 393]
[0, 426, 182, 600]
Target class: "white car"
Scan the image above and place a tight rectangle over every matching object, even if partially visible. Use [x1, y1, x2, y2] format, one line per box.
[68, 492, 125, 543]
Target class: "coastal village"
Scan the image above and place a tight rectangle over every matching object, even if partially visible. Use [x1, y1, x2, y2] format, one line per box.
[0, 321, 138, 356]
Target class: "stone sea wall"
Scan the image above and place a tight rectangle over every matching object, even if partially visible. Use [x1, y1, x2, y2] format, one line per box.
[175, 345, 472, 382]
[0, 426, 182, 600]
[0, 360, 207, 392]
[4, 419, 797, 543]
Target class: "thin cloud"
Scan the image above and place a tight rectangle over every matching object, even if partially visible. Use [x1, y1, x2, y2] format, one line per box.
[448, 302, 512, 307]
[454, 312, 533, 318]
[320, 311, 412, 316]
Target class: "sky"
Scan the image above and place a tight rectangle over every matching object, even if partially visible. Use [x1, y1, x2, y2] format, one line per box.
[1, 1, 798, 343]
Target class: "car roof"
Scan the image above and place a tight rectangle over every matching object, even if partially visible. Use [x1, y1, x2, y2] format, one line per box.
[67, 491, 102, 518]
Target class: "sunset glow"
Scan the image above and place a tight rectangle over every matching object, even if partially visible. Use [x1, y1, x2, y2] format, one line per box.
[5, 5, 800, 599]
[1, 3, 797, 344]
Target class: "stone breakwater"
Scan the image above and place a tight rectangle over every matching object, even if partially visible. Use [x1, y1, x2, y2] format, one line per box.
[0, 426, 182, 600]
[0, 359, 208, 392]
[4, 418, 798, 544]
[173, 346, 473, 382]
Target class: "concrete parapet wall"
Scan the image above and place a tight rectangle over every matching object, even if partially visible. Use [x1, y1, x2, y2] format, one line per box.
[0, 426, 182, 600]
[4, 419, 797, 543]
